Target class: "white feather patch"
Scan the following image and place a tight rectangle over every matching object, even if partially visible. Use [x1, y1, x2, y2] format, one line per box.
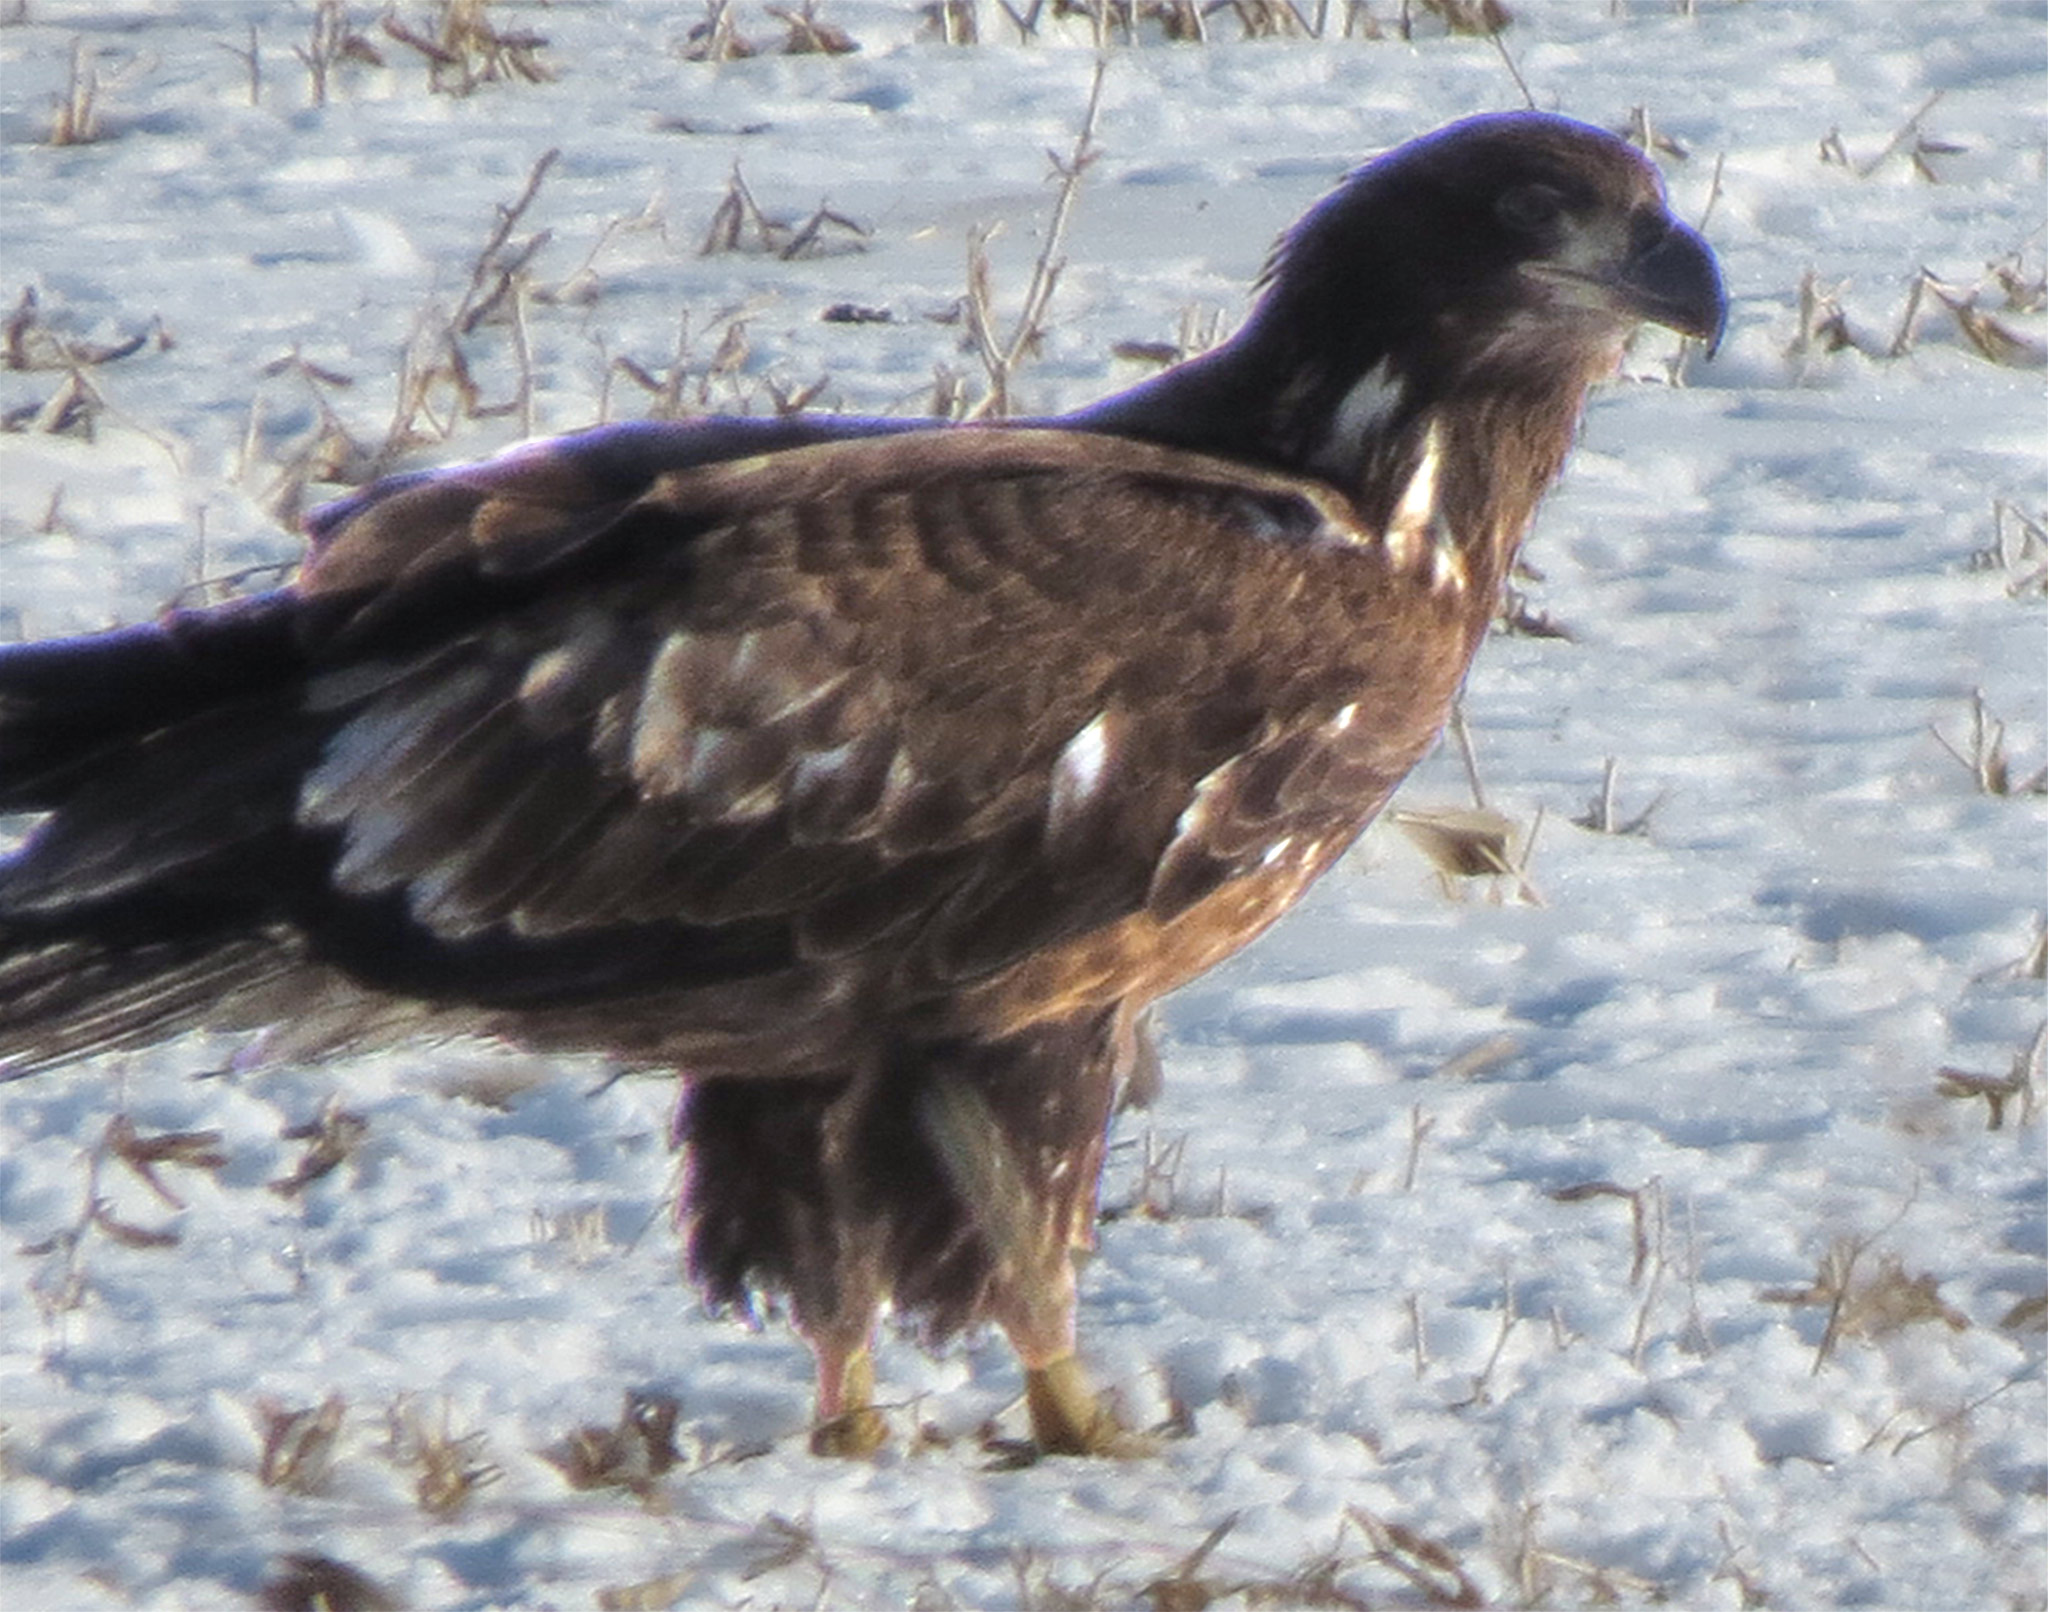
[1047, 710, 1117, 838]
[629, 633, 697, 797]
[1384, 419, 1443, 566]
[1314, 359, 1406, 478]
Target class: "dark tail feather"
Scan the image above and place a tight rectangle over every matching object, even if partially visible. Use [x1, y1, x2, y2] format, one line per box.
[1, 595, 326, 1074]
[0, 592, 306, 813]
[0, 920, 296, 1076]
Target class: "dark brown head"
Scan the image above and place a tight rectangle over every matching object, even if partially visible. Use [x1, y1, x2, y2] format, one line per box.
[1080, 111, 1726, 524]
[1259, 111, 1724, 400]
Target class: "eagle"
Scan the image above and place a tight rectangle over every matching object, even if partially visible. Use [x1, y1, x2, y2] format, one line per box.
[0, 112, 1724, 1457]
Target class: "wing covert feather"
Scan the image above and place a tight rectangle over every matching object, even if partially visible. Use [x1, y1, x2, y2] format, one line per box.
[295, 429, 1424, 1010]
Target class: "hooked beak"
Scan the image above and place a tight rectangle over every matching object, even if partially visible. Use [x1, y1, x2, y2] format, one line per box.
[1612, 217, 1727, 354]
[1526, 214, 1728, 356]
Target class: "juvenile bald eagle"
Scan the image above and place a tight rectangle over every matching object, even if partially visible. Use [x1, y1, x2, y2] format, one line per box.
[0, 112, 1723, 1455]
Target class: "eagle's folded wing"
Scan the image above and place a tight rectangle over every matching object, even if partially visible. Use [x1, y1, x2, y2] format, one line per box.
[293, 430, 1415, 1015]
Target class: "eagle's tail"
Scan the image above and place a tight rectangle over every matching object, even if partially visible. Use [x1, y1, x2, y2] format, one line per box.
[0, 594, 306, 813]
[0, 599, 319, 1075]
[0, 921, 297, 1076]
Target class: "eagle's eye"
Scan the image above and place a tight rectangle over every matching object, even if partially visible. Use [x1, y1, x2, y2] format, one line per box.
[1495, 182, 1564, 234]
[1627, 206, 1674, 258]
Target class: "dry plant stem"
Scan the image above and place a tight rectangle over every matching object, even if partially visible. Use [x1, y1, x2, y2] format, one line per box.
[1577, 755, 1667, 834]
[1348, 1506, 1483, 1608]
[963, 57, 1107, 420]
[458, 148, 560, 330]
[47, 38, 101, 146]
[1476, 1269, 1518, 1392]
[296, 0, 370, 109]
[1488, 25, 1535, 109]
[1696, 149, 1727, 232]
[1799, 1187, 1923, 1373]
[1400, 1102, 1434, 1192]
[1139, 1514, 1242, 1607]
[1448, 700, 1489, 810]
[374, 147, 558, 466]
[1627, 1179, 1668, 1367]
[218, 23, 261, 108]
[1930, 689, 2045, 795]
[1857, 90, 1944, 178]
[1872, 1370, 2033, 1458]
[509, 276, 536, 438]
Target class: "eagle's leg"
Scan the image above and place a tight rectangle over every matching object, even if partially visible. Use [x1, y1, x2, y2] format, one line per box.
[674, 1078, 891, 1455]
[916, 1014, 1152, 1456]
[989, 1238, 1144, 1457]
[804, 1322, 889, 1458]
[1025, 1356, 1127, 1457]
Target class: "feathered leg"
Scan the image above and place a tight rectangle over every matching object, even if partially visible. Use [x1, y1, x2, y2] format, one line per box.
[802, 1321, 888, 1457]
[912, 1005, 1150, 1456]
[680, 1006, 1158, 1457]
[676, 1077, 886, 1454]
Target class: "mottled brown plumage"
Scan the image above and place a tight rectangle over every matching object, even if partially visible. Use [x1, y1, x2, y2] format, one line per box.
[0, 112, 1723, 1454]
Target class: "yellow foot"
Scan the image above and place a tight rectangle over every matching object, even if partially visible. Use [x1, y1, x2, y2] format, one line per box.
[809, 1404, 890, 1458]
[1024, 1355, 1153, 1457]
[808, 1344, 888, 1457]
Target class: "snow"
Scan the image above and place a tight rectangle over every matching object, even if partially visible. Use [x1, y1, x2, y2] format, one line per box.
[2, 2, 2043, 1608]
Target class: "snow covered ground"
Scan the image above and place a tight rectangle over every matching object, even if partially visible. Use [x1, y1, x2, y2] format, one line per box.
[1, 2, 2043, 1607]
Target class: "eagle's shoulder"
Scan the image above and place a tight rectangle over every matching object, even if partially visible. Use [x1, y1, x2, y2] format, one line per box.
[296, 419, 1379, 604]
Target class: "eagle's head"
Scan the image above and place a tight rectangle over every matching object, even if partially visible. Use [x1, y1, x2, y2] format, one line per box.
[1081, 111, 1725, 575]
[1260, 110, 1725, 395]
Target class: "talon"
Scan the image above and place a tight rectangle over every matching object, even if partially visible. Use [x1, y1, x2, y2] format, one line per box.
[1025, 1355, 1154, 1457]
[807, 1336, 889, 1457]
[810, 1404, 890, 1458]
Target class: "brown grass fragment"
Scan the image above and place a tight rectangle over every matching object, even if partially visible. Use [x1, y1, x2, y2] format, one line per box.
[921, 0, 982, 43]
[540, 1390, 683, 1500]
[741, 1512, 820, 1580]
[383, 1, 553, 93]
[1934, 282, 2047, 368]
[1935, 1064, 2033, 1131]
[46, 39, 105, 146]
[1347, 1507, 1482, 1607]
[103, 1114, 227, 1210]
[86, 1202, 180, 1249]
[1974, 501, 2048, 596]
[270, 1101, 369, 1196]
[1854, 91, 1946, 179]
[296, 2, 384, 108]
[1573, 755, 1667, 835]
[257, 1394, 347, 1493]
[1763, 1238, 1969, 1368]
[1789, 268, 1868, 360]
[770, 2, 860, 53]
[1931, 690, 2047, 796]
[384, 1395, 501, 1519]
[597, 1572, 698, 1612]
[1550, 1179, 1658, 1286]
[1140, 1512, 1240, 1609]
[1620, 103, 1690, 161]
[681, 0, 758, 60]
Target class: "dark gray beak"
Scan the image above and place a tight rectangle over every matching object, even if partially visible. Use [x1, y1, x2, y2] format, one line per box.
[1620, 217, 1727, 354]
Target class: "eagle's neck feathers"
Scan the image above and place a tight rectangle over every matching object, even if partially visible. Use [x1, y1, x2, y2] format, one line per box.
[1075, 315, 1608, 624]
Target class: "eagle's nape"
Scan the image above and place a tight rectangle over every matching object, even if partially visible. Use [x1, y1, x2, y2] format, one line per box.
[0, 112, 1724, 1459]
